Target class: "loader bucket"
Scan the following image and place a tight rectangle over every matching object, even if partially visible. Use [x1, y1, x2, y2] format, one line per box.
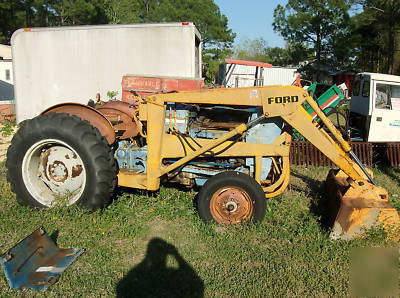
[326, 169, 400, 241]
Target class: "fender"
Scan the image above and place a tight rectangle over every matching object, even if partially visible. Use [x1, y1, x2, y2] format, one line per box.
[96, 101, 142, 140]
[41, 103, 116, 144]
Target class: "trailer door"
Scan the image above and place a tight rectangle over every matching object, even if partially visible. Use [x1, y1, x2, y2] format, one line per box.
[368, 80, 400, 142]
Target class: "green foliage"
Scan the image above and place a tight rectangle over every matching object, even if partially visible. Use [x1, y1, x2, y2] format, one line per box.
[104, 0, 140, 24]
[234, 37, 270, 63]
[234, 37, 310, 67]
[106, 90, 118, 101]
[0, 119, 16, 137]
[273, 0, 353, 79]
[350, 0, 400, 75]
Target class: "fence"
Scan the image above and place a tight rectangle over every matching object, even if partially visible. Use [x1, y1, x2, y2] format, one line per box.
[290, 141, 374, 166]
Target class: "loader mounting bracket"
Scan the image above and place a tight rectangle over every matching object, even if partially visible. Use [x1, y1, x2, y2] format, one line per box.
[0, 227, 85, 291]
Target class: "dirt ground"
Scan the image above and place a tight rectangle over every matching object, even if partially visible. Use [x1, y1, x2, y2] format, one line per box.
[0, 125, 16, 162]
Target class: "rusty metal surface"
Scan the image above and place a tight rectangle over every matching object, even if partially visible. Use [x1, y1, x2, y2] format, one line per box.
[290, 141, 373, 166]
[384, 143, 400, 167]
[290, 141, 400, 167]
[38, 146, 85, 195]
[210, 187, 253, 224]
[96, 101, 136, 117]
[326, 169, 400, 241]
[42, 103, 116, 144]
[96, 101, 141, 139]
[0, 227, 84, 291]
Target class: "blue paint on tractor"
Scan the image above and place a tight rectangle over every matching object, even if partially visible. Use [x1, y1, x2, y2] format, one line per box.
[115, 106, 283, 186]
[0, 227, 84, 291]
[115, 142, 148, 173]
[165, 104, 194, 133]
[245, 113, 284, 180]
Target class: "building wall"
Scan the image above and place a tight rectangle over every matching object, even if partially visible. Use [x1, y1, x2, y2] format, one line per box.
[0, 60, 14, 101]
[0, 45, 12, 59]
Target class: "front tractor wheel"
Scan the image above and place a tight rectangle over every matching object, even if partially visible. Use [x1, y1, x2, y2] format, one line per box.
[6, 113, 116, 210]
[197, 171, 266, 224]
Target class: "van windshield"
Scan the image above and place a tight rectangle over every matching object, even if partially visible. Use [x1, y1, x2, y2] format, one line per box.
[375, 83, 400, 110]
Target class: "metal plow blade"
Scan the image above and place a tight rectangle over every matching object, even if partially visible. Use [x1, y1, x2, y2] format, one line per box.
[326, 169, 400, 241]
[0, 227, 85, 291]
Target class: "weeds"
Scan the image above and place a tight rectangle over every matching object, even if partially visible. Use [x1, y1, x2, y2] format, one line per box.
[0, 164, 398, 296]
[0, 119, 16, 137]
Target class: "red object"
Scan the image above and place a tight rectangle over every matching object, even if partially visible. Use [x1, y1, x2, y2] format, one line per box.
[225, 59, 272, 68]
[309, 93, 339, 118]
[121, 75, 204, 104]
[181, 22, 189, 25]
[332, 72, 356, 96]
[0, 103, 15, 120]
[293, 75, 302, 88]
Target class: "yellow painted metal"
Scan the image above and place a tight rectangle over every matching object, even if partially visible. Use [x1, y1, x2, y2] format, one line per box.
[145, 99, 165, 190]
[264, 157, 290, 198]
[160, 123, 248, 175]
[117, 171, 147, 189]
[124, 85, 368, 191]
[160, 134, 290, 158]
[327, 170, 400, 240]
[255, 156, 262, 183]
[285, 106, 367, 181]
[114, 84, 400, 239]
[304, 96, 352, 153]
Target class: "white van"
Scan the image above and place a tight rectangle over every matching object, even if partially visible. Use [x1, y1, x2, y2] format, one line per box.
[350, 72, 400, 142]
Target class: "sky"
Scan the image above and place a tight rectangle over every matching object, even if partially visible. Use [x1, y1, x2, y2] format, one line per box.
[214, 0, 288, 48]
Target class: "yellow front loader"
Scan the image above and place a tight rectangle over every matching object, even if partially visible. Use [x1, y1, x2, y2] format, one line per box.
[7, 85, 400, 240]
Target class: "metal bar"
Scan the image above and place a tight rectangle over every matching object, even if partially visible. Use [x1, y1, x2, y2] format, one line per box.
[160, 117, 265, 175]
[313, 142, 318, 166]
[389, 144, 394, 167]
[224, 64, 236, 87]
[349, 150, 377, 186]
[304, 96, 352, 154]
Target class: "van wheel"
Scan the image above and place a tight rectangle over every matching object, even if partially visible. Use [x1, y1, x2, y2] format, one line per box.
[6, 113, 116, 210]
[197, 171, 266, 224]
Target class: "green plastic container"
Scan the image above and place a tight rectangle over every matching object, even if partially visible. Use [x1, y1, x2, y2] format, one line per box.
[293, 83, 345, 141]
[304, 82, 344, 119]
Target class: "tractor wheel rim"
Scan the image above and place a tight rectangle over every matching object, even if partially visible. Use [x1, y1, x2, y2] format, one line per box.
[210, 187, 253, 224]
[22, 139, 86, 207]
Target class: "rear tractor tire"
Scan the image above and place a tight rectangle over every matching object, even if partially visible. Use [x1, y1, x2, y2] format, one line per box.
[6, 113, 116, 210]
[197, 171, 266, 224]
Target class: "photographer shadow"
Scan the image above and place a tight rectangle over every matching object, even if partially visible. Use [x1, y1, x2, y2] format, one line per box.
[116, 238, 204, 298]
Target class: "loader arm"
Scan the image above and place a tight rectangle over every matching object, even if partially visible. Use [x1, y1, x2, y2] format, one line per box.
[153, 85, 368, 182]
[136, 85, 400, 240]
[264, 94, 368, 182]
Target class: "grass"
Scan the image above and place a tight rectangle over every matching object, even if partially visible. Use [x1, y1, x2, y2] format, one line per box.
[0, 120, 16, 138]
[0, 163, 399, 296]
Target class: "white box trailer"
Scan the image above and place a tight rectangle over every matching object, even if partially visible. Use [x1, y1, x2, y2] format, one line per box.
[218, 59, 298, 88]
[11, 23, 202, 122]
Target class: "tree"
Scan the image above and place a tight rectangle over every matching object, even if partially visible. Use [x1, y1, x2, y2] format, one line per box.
[0, 0, 27, 43]
[104, 0, 140, 24]
[50, 0, 108, 26]
[234, 37, 269, 62]
[354, 0, 400, 74]
[273, 0, 352, 80]
[233, 37, 310, 67]
[135, 0, 236, 82]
